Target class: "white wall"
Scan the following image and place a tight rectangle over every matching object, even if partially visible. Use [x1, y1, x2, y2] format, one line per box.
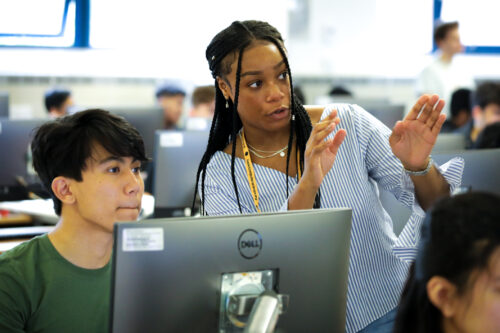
[1, 0, 499, 118]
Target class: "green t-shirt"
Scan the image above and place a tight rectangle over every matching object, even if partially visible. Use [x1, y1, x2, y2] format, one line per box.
[0, 234, 111, 333]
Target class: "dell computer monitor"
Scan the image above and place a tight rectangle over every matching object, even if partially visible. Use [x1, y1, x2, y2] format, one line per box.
[110, 208, 352, 333]
[152, 130, 209, 217]
[109, 107, 164, 159]
[0, 118, 47, 200]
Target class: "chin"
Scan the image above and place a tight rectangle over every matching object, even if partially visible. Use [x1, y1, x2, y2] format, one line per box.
[115, 210, 140, 222]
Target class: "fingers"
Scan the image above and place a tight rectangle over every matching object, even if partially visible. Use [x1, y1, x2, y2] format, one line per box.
[406, 95, 430, 120]
[431, 114, 446, 136]
[417, 94, 440, 123]
[328, 129, 347, 155]
[426, 99, 445, 128]
[309, 109, 340, 143]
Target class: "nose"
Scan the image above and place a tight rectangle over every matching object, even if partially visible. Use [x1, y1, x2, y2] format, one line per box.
[124, 169, 142, 195]
[265, 82, 285, 103]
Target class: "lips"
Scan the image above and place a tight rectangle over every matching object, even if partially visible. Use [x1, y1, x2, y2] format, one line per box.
[268, 107, 290, 120]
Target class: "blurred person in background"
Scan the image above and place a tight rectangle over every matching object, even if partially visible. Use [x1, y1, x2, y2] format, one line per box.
[457, 82, 500, 148]
[155, 83, 186, 130]
[440, 88, 471, 133]
[473, 122, 500, 149]
[44, 88, 74, 118]
[416, 21, 474, 118]
[186, 85, 216, 131]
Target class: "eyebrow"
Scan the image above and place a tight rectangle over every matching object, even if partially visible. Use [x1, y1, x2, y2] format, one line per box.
[98, 156, 125, 165]
[240, 60, 286, 77]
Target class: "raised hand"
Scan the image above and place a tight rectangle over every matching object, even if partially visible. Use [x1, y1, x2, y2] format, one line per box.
[302, 109, 347, 189]
[389, 94, 446, 171]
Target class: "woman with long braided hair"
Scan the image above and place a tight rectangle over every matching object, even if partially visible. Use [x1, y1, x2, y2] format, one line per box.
[193, 20, 464, 332]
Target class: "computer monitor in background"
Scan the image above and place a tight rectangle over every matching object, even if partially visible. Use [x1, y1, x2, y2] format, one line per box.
[152, 130, 209, 217]
[110, 208, 352, 333]
[0, 118, 47, 200]
[310, 99, 405, 129]
[361, 103, 405, 129]
[0, 92, 9, 118]
[432, 133, 466, 153]
[108, 107, 164, 159]
[381, 148, 500, 236]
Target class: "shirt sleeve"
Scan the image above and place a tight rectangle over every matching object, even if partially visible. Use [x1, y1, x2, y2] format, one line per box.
[349, 103, 465, 263]
[0, 259, 30, 333]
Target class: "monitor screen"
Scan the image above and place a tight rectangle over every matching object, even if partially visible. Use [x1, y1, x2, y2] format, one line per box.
[380, 148, 500, 236]
[0, 118, 47, 200]
[110, 208, 352, 332]
[433, 148, 500, 195]
[152, 130, 209, 217]
[432, 133, 466, 153]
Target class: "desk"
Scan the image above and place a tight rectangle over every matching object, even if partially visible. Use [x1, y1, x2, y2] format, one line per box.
[0, 213, 32, 226]
[0, 194, 155, 224]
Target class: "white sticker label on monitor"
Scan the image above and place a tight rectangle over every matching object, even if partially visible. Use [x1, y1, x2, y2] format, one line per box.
[160, 132, 183, 147]
[122, 228, 164, 252]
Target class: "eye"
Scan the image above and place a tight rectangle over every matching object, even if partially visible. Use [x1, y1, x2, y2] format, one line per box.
[132, 166, 141, 174]
[108, 167, 119, 174]
[248, 80, 262, 89]
[278, 71, 288, 80]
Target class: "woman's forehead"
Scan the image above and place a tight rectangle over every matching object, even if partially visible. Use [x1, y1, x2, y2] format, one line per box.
[230, 42, 284, 73]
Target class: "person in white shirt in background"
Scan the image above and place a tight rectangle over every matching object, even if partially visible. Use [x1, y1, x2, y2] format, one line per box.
[416, 21, 474, 118]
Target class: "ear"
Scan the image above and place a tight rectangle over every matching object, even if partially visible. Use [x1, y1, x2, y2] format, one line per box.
[51, 176, 76, 206]
[426, 276, 459, 318]
[216, 76, 232, 101]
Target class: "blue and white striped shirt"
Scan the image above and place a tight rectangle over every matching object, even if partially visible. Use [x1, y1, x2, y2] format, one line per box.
[200, 104, 464, 332]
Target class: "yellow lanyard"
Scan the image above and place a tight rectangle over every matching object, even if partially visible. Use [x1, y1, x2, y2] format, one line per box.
[240, 129, 301, 212]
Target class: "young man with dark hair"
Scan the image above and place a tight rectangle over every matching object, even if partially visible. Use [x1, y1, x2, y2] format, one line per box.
[0, 109, 148, 332]
[441, 88, 472, 132]
[155, 83, 186, 129]
[416, 21, 474, 118]
[457, 82, 500, 148]
[44, 88, 74, 118]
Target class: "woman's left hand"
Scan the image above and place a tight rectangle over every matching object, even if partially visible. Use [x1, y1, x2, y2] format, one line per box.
[389, 94, 446, 171]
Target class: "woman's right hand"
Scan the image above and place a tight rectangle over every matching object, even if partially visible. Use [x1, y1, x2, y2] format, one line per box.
[288, 108, 346, 210]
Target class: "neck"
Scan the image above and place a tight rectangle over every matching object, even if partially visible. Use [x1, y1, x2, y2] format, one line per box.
[48, 210, 113, 269]
[242, 123, 291, 151]
[441, 317, 463, 333]
[440, 52, 453, 64]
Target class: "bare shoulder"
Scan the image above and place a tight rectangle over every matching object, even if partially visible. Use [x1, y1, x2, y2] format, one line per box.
[304, 105, 326, 125]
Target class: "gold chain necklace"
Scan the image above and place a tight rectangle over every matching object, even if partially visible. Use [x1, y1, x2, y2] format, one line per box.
[239, 132, 288, 158]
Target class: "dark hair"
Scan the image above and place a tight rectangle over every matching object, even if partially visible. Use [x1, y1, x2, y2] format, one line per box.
[394, 192, 500, 333]
[44, 88, 71, 112]
[474, 122, 500, 149]
[191, 85, 215, 106]
[293, 86, 306, 104]
[472, 82, 500, 109]
[328, 86, 352, 97]
[450, 88, 472, 118]
[434, 21, 459, 43]
[193, 20, 320, 214]
[155, 84, 186, 98]
[31, 109, 149, 215]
